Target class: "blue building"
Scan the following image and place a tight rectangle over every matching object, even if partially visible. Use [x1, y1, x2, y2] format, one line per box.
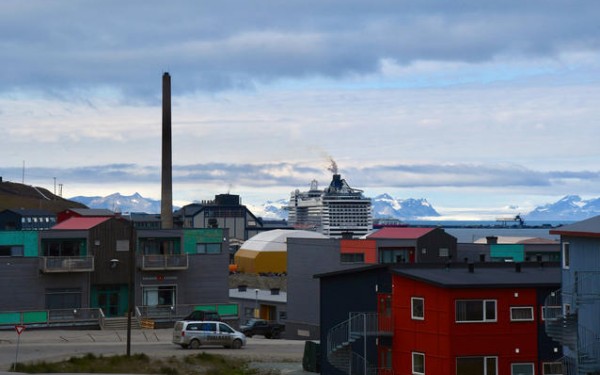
[545, 216, 600, 374]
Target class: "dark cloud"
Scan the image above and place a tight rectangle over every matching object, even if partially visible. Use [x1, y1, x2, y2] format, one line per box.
[4, 162, 600, 192]
[1, 1, 599, 97]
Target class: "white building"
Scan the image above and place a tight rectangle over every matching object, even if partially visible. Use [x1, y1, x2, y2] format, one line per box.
[288, 174, 372, 238]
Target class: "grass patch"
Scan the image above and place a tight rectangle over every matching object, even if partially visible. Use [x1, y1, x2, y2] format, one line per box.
[12, 352, 270, 375]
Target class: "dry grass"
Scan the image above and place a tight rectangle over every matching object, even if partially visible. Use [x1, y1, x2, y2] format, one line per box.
[12, 352, 279, 375]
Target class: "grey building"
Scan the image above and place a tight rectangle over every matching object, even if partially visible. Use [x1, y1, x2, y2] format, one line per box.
[546, 216, 600, 374]
[0, 209, 57, 230]
[0, 215, 232, 328]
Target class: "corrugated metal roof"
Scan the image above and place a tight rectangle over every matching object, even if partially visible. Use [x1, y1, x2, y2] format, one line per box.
[367, 227, 435, 239]
[52, 217, 111, 230]
[393, 264, 560, 288]
[550, 216, 600, 238]
[67, 208, 115, 216]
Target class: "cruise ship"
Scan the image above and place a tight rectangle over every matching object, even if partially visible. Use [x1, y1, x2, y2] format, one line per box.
[288, 174, 373, 238]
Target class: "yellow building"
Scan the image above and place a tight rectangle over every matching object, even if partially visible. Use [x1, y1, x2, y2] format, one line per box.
[234, 229, 327, 274]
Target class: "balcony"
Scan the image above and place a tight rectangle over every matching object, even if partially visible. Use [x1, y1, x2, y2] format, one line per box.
[39, 256, 94, 273]
[140, 254, 189, 271]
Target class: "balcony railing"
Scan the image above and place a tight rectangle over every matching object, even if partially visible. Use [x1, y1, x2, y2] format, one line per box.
[140, 254, 188, 270]
[39, 256, 94, 273]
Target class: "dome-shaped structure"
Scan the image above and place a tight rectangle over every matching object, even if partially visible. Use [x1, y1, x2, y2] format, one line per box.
[234, 229, 327, 274]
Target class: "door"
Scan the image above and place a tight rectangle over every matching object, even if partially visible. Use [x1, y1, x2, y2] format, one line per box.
[92, 285, 127, 317]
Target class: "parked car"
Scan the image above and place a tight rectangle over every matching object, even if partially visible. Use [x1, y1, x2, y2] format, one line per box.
[172, 320, 246, 349]
[240, 318, 285, 339]
[182, 310, 222, 321]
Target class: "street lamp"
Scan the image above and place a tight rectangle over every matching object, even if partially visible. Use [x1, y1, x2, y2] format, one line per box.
[126, 221, 136, 356]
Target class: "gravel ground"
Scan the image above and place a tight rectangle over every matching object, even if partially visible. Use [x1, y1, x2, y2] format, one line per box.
[0, 328, 314, 375]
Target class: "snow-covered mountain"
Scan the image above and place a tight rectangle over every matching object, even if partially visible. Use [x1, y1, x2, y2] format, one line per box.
[525, 195, 600, 221]
[70, 192, 162, 213]
[371, 194, 441, 220]
[246, 199, 288, 220]
[72, 192, 600, 222]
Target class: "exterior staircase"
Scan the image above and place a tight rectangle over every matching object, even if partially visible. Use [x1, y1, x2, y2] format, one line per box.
[544, 281, 600, 375]
[327, 312, 392, 375]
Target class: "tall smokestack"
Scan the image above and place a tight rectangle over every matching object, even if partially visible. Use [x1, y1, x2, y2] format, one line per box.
[161, 72, 173, 229]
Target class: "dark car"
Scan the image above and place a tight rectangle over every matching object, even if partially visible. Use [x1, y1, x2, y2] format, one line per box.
[183, 310, 222, 321]
[240, 318, 285, 339]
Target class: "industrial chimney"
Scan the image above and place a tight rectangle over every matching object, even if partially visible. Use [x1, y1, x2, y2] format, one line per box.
[161, 72, 173, 229]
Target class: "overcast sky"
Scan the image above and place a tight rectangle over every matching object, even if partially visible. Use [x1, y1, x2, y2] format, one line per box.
[1, 1, 599, 219]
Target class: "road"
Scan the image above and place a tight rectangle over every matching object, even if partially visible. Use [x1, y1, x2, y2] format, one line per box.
[0, 328, 311, 374]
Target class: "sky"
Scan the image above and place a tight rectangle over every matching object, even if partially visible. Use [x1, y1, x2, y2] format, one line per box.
[1, 1, 600, 220]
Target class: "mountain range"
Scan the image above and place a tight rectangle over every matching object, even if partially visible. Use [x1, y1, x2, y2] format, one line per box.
[69, 192, 600, 222]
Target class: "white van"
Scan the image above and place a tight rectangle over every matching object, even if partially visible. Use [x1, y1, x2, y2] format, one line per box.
[172, 320, 246, 349]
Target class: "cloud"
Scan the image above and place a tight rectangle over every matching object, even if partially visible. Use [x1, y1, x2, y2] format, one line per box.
[1, 1, 600, 97]
[4, 162, 600, 195]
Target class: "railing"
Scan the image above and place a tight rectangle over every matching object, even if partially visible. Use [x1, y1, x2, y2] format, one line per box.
[39, 256, 94, 273]
[140, 254, 188, 270]
[327, 312, 393, 375]
[0, 308, 102, 327]
[137, 303, 239, 321]
[544, 281, 600, 374]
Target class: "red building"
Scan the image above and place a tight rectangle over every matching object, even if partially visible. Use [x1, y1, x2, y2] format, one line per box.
[391, 263, 562, 375]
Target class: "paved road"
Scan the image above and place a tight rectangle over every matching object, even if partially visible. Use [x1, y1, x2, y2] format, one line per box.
[0, 328, 312, 374]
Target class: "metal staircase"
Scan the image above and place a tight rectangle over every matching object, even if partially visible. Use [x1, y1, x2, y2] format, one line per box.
[544, 271, 600, 374]
[327, 312, 393, 375]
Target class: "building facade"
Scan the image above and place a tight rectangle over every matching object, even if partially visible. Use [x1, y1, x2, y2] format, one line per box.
[318, 263, 562, 375]
[545, 216, 600, 374]
[0, 214, 232, 328]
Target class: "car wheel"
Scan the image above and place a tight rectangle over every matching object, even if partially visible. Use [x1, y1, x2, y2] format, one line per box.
[232, 339, 242, 349]
[265, 333, 272, 339]
[190, 339, 201, 349]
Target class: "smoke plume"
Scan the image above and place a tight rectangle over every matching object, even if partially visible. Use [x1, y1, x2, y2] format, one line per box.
[327, 157, 338, 174]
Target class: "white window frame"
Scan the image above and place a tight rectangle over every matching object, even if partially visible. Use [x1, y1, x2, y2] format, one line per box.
[412, 352, 425, 375]
[456, 356, 497, 375]
[455, 299, 497, 323]
[562, 242, 570, 269]
[511, 362, 535, 375]
[510, 306, 534, 322]
[542, 362, 563, 375]
[411, 297, 425, 320]
[439, 247, 449, 257]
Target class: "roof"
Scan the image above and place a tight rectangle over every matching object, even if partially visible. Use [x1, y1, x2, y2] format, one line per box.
[240, 229, 328, 252]
[65, 208, 115, 217]
[473, 236, 558, 244]
[52, 217, 111, 230]
[1, 208, 55, 216]
[367, 227, 436, 240]
[393, 263, 560, 288]
[550, 216, 600, 238]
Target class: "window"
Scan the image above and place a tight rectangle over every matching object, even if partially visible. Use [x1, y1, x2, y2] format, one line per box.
[196, 243, 221, 254]
[116, 240, 129, 252]
[512, 363, 534, 375]
[45, 288, 82, 309]
[562, 242, 570, 269]
[219, 323, 234, 333]
[457, 356, 497, 375]
[341, 253, 364, 263]
[456, 300, 496, 322]
[542, 362, 562, 375]
[0, 245, 24, 257]
[142, 286, 176, 306]
[510, 306, 534, 321]
[411, 297, 424, 320]
[439, 248, 449, 257]
[412, 352, 425, 375]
